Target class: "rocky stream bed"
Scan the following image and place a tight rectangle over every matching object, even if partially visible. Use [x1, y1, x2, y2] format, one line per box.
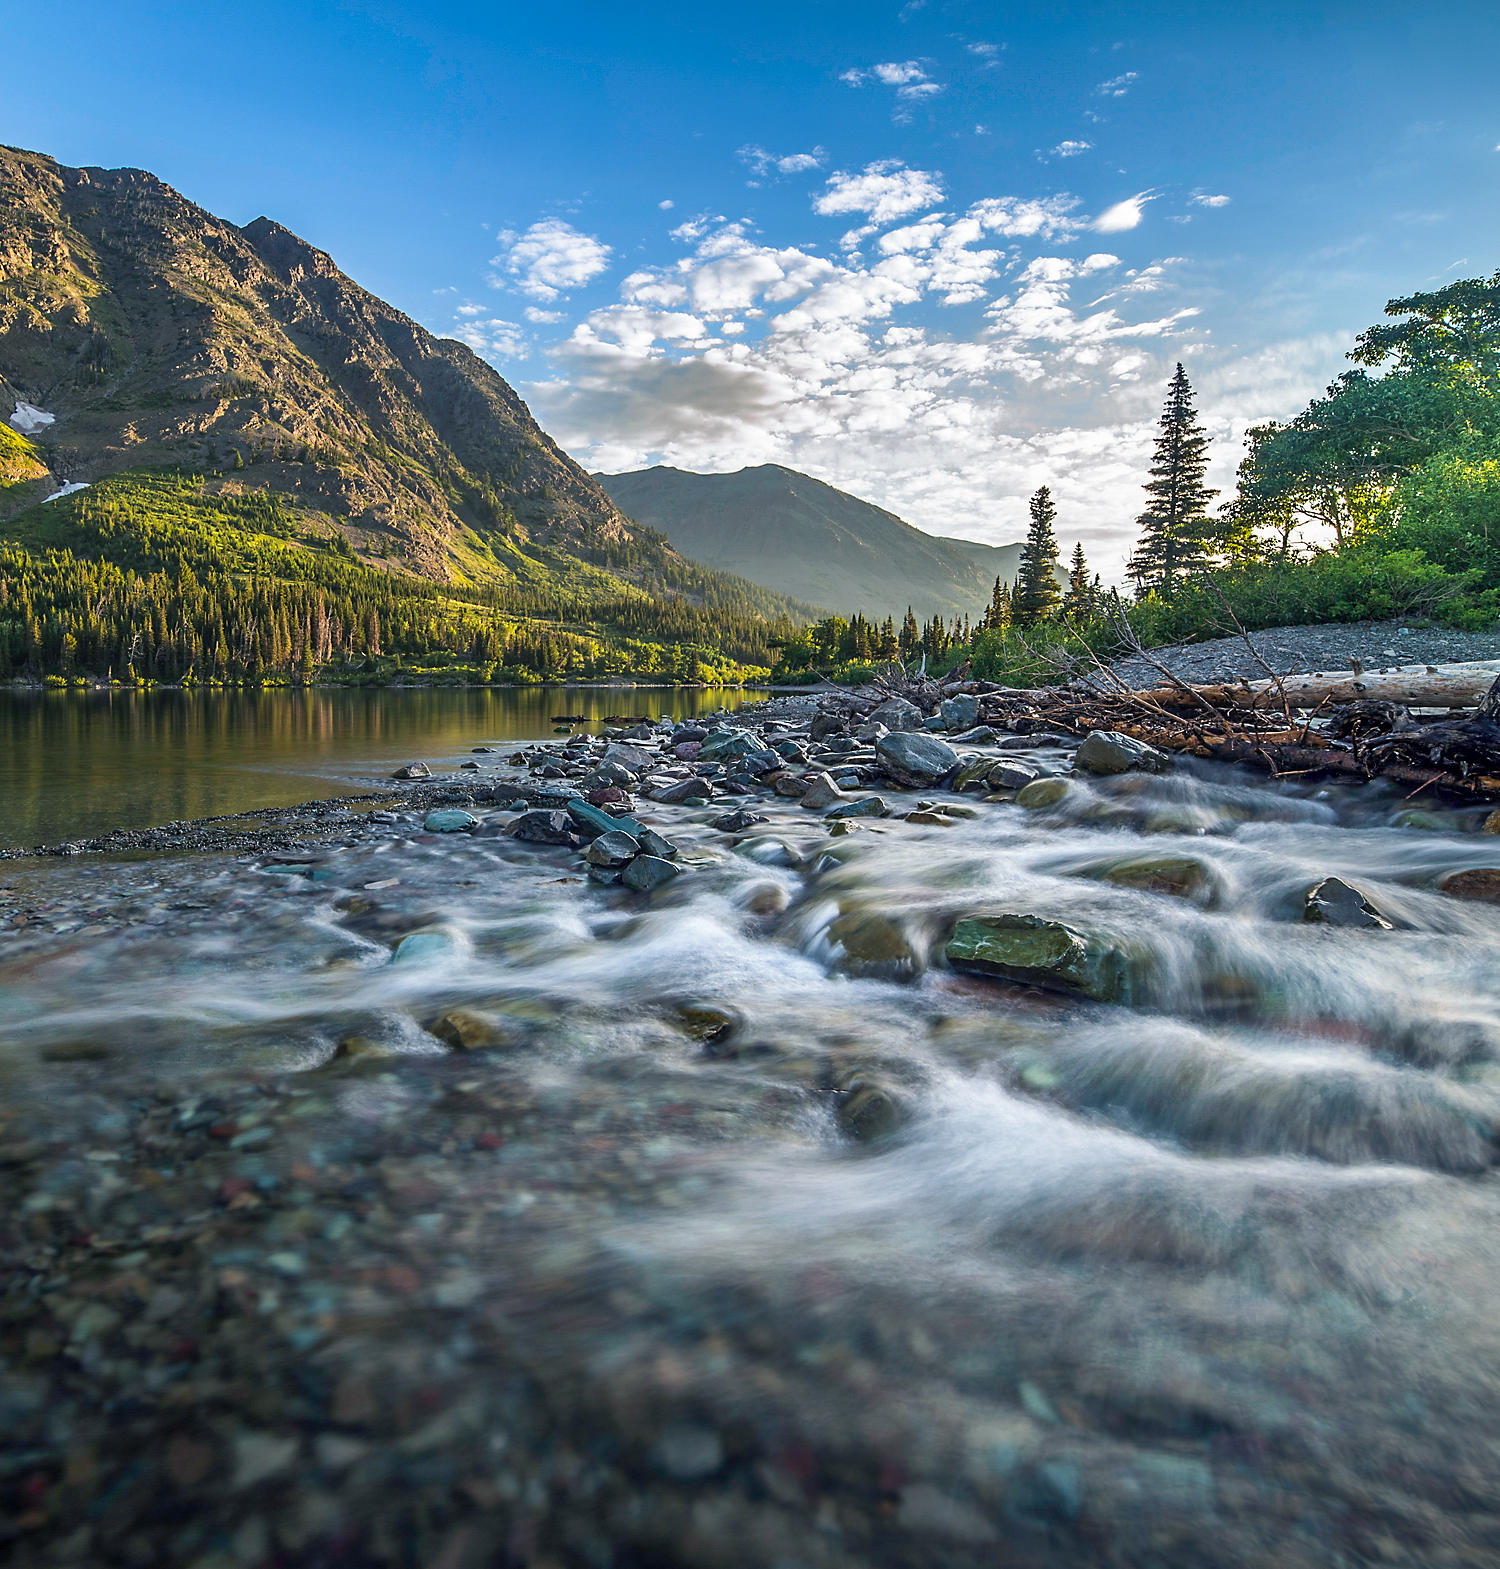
[8, 683, 1500, 1566]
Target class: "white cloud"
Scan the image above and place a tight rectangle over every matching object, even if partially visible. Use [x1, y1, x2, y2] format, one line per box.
[1096, 72, 1138, 97]
[1192, 193, 1231, 208]
[815, 160, 944, 225]
[967, 41, 999, 58]
[452, 317, 529, 359]
[738, 145, 827, 179]
[1048, 140, 1092, 158]
[658, 199, 675, 210]
[523, 306, 563, 323]
[1093, 192, 1154, 233]
[970, 194, 1082, 240]
[490, 219, 611, 302]
[840, 60, 944, 116]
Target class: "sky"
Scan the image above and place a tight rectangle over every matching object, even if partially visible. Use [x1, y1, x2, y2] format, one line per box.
[8, 1, 1500, 574]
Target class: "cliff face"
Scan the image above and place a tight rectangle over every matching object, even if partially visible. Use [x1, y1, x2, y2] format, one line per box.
[0, 147, 646, 582]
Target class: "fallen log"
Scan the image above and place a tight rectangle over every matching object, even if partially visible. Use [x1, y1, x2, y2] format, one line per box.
[1131, 659, 1500, 713]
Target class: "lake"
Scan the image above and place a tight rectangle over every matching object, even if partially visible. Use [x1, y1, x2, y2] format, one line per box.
[0, 685, 764, 848]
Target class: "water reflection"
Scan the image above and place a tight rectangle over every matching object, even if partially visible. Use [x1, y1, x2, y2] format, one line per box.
[0, 685, 762, 847]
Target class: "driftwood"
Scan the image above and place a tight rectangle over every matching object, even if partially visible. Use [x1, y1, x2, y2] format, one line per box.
[1135, 660, 1500, 713]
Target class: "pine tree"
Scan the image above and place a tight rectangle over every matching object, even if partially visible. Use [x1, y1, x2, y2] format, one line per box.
[899, 606, 919, 659]
[1061, 541, 1094, 620]
[981, 574, 1012, 631]
[1014, 486, 1062, 624]
[1127, 363, 1217, 596]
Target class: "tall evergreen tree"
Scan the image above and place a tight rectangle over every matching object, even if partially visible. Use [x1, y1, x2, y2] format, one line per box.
[899, 605, 919, 659]
[1014, 486, 1062, 623]
[1061, 541, 1094, 620]
[1127, 363, 1217, 595]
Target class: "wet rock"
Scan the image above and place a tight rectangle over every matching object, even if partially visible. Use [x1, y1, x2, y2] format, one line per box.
[390, 929, 455, 965]
[649, 777, 712, 805]
[828, 910, 925, 981]
[949, 725, 999, 744]
[875, 731, 959, 788]
[1390, 808, 1457, 832]
[867, 697, 925, 733]
[459, 760, 480, 771]
[905, 810, 952, 826]
[1090, 853, 1220, 905]
[1015, 778, 1072, 810]
[1438, 868, 1500, 903]
[567, 798, 643, 840]
[585, 830, 640, 868]
[426, 1010, 520, 1051]
[712, 809, 769, 833]
[637, 827, 680, 860]
[810, 710, 848, 740]
[422, 809, 478, 833]
[799, 772, 847, 810]
[392, 762, 430, 780]
[1482, 809, 1500, 835]
[946, 914, 1142, 1002]
[834, 1078, 907, 1141]
[511, 810, 574, 845]
[773, 774, 811, 797]
[1303, 876, 1393, 930]
[697, 729, 767, 763]
[622, 855, 682, 892]
[954, 757, 996, 792]
[940, 694, 980, 732]
[673, 741, 702, 761]
[581, 761, 636, 791]
[1073, 730, 1169, 776]
[827, 795, 889, 819]
[601, 742, 653, 773]
[988, 760, 1039, 791]
[676, 1002, 740, 1046]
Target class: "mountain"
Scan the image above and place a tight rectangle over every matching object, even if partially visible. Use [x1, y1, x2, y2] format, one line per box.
[0, 147, 812, 682]
[596, 464, 1029, 621]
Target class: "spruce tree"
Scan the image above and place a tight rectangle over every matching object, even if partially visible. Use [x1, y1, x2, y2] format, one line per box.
[1127, 363, 1217, 596]
[1061, 541, 1094, 620]
[899, 606, 919, 659]
[1014, 486, 1062, 624]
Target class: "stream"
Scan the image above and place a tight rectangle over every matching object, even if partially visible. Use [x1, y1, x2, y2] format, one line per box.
[5, 718, 1500, 1566]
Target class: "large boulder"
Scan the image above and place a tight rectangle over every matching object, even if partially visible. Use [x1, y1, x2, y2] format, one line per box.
[697, 728, 767, 763]
[875, 731, 959, 788]
[945, 914, 1142, 1003]
[623, 855, 682, 892]
[866, 697, 925, 733]
[939, 694, 981, 732]
[1073, 730, 1169, 776]
[601, 741, 654, 774]
[567, 798, 644, 840]
[799, 772, 847, 810]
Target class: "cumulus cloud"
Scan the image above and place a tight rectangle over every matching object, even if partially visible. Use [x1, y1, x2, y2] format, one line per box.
[738, 144, 827, 179]
[490, 220, 611, 301]
[658, 199, 675, 210]
[815, 160, 945, 225]
[452, 317, 529, 359]
[840, 60, 944, 116]
[970, 194, 1082, 240]
[1093, 192, 1154, 233]
[1047, 140, 1092, 158]
[1192, 193, 1231, 207]
[1096, 72, 1138, 97]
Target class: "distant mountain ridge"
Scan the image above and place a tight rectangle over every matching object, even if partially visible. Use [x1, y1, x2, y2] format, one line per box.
[596, 463, 1026, 621]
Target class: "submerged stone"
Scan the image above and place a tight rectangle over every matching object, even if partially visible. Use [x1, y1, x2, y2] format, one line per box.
[1015, 778, 1072, 810]
[945, 914, 1142, 1003]
[1302, 876, 1393, 930]
[1088, 853, 1220, 905]
[1438, 868, 1500, 903]
[584, 830, 640, 868]
[828, 910, 925, 982]
[426, 1010, 519, 1051]
[834, 1080, 907, 1141]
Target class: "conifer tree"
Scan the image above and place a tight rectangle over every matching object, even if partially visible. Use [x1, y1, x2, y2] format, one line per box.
[1127, 363, 1217, 596]
[1014, 486, 1062, 624]
[982, 574, 1013, 631]
[1061, 541, 1094, 620]
[899, 606, 919, 659]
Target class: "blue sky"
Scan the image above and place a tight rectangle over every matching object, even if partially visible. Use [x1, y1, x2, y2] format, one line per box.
[9, 1, 1500, 571]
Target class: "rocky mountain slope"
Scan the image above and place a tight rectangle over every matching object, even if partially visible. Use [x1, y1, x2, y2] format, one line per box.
[597, 464, 1027, 620]
[0, 146, 750, 596]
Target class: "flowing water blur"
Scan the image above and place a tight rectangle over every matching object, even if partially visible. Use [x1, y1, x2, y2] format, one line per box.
[7, 741, 1500, 1564]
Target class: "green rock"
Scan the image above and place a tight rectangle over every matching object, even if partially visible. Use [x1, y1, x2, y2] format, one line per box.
[567, 798, 643, 840]
[827, 795, 889, 819]
[391, 930, 454, 965]
[1088, 853, 1219, 905]
[1390, 808, 1456, 832]
[828, 910, 924, 981]
[1015, 778, 1071, 810]
[423, 809, 478, 833]
[622, 855, 681, 892]
[946, 914, 1142, 1003]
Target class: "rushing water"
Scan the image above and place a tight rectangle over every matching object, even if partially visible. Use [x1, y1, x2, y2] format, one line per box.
[0, 685, 763, 849]
[7, 735, 1500, 1563]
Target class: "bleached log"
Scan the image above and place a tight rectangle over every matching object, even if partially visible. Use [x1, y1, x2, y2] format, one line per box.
[1135, 659, 1500, 712]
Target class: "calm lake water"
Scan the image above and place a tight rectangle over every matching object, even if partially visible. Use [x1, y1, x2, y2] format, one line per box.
[0, 685, 763, 848]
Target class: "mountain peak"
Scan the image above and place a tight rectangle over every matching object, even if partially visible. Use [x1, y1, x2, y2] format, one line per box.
[238, 216, 339, 282]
